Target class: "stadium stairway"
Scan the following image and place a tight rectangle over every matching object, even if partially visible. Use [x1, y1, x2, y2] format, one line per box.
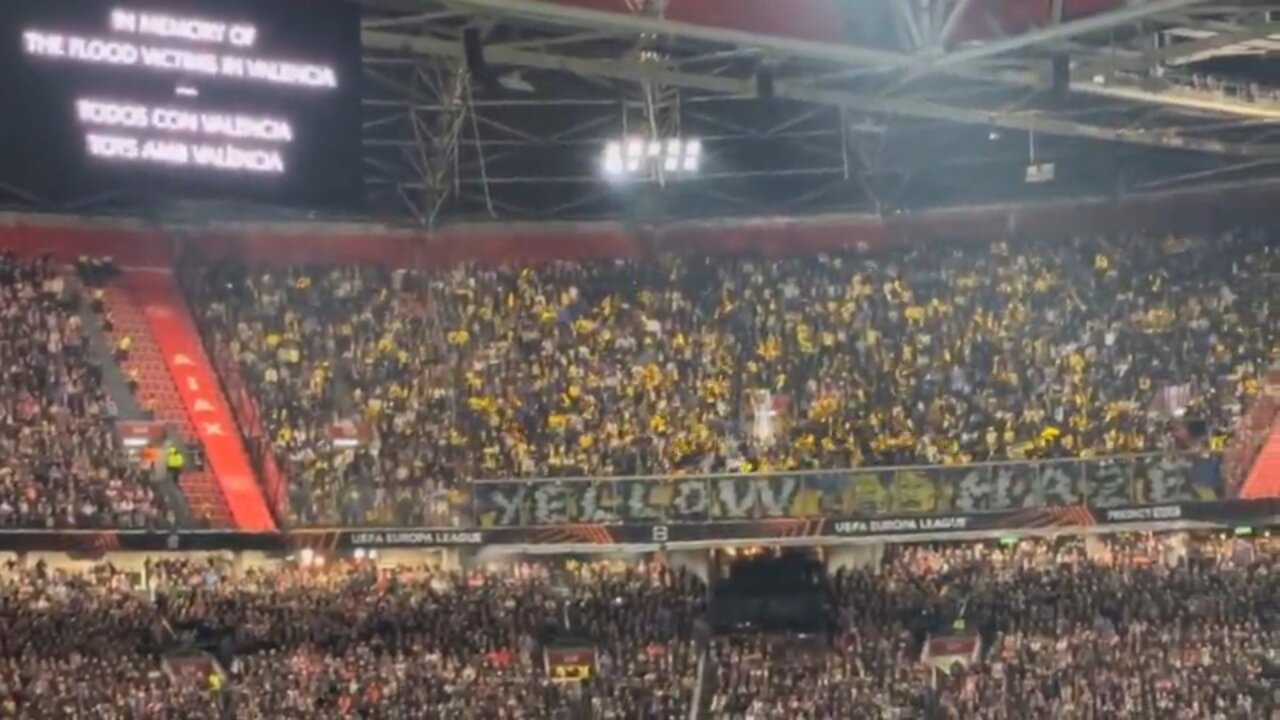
[1239, 407, 1280, 499]
[79, 290, 193, 525]
[103, 271, 274, 531]
[103, 281, 232, 526]
[124, 269, 276, 531]
[78, 295, 143, 420]
[1238, 366, 1280, 499]
[1242, 428, 1280, 498]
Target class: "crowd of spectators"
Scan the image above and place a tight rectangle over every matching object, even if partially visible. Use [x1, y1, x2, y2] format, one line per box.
[0, 254, 168, 529]
[710, 535, 1278, 719]
[1, 556, 705, 719]
[0, 533, 1273, 718]
[194, 231, 1276, 526]
[0, 558, 208, 718]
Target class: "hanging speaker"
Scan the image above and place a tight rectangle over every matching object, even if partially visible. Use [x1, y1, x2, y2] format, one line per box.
[464, 28, 488, 77]
[756, 65, 775, 103]
[1052, 54, 1069, 95]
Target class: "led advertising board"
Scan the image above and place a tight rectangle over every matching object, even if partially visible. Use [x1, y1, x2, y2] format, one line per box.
[0, 0, 363, 209]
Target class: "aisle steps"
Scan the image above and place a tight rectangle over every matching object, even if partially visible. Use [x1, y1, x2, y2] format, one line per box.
[102, 283, 234, 527]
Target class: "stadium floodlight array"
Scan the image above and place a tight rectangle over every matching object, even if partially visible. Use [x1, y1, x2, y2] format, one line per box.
[602, 136, 701, 179]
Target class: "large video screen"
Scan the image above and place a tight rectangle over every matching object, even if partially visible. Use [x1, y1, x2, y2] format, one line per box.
[0, 0, 363, 209]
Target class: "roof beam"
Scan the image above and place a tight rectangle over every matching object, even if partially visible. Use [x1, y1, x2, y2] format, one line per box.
[363, 30, 1279, 158]
[937, 0, 980, 47]
[439, 0, 911, 69]
[487, 0, 1205, 79]
[363, 11, 461, 30]
[1072, 80, 1280, 120]
[1150, 21, 1280, 65]
[433, 0, 1279, 124]
[1076, 21, 1280, 76]
[925, 0, 1212, 70]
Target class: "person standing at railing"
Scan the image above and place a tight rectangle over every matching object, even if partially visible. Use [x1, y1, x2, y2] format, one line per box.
[166, 445, 186, 485]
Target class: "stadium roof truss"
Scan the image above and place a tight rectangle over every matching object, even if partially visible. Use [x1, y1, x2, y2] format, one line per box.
[359, 0, 1280, 223]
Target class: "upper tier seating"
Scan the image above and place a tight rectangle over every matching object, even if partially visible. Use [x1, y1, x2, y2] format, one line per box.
[193, 232, 1276, 526]
[0, 255, 168, 529]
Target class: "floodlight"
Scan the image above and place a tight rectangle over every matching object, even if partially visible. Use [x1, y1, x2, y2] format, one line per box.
[601, 135, 702, 179]
[603, 141, 623, 176]
[683, 139, 701, 172]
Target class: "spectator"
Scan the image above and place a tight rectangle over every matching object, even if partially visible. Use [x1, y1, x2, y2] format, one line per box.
[114, 334, 132, 363]
[166, 445, 185, 485]
[0, 254, 168, 529]
[2, 556, 707, 718]
[193, 232, 1276, 526]
[0, 534, 1273, 718]
[710, 534, 1278, 719]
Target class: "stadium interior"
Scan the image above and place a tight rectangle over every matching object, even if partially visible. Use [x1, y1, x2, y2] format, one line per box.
[0, 0, 1278, 718]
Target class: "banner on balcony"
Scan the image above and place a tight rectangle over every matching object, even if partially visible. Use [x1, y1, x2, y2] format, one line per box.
[472, 454, 1223, 527]
[0, 496, 1271, 551]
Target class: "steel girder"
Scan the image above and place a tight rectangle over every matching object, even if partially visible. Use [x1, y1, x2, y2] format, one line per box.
[354, 0, 1280, 222]
[362, 29, 1279, 158]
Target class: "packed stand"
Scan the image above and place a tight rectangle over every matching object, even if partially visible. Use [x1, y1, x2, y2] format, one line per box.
[0, 559, 220, 718]
[0, 254, 168, 529]
[709, 534, 1278, 719]
[0, 534, 1275, 718]
[1, 557, 705, 719]
[193, 232, 1277, 525]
